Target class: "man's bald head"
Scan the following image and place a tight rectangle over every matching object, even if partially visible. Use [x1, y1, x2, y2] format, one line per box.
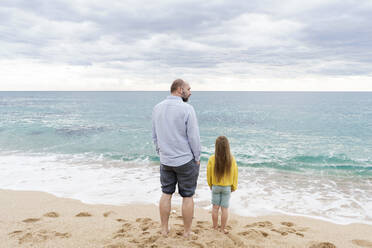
[170, 79, 186, 93]
[170, 79, 191, 102]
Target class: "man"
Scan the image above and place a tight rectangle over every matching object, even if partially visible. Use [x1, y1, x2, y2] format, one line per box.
[152, 79, 201, 237]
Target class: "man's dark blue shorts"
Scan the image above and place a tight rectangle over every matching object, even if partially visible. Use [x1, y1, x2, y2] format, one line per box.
[160, 159, 200, 197]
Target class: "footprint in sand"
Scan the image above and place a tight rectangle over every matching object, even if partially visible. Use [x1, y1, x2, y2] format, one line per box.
[226, 233, 245, 247]
[271, 228, 289, 236]
[113, 224, 134, 239]
[196, 220, 209, 228]
[22, 218, 41, 223]
[8, 230, 23, 236]
[129, 238, 140, 244]
[136, 217, 158, 232]
[75, 212, 92, 217]
[18, 232, 34, 244]
[226, 225, 233, 230]
[103, 211, 116, 217]
[189, 240, 205, 248]
[104, 244, 127, 248]
[196, 224, 204, 229]
[143, 234, 160, 244]
[43, 212, 59, 218]
[296, 232, 305, 237]
[54, 232, 71, 238]
[281, 221, 294, 227]
[245, 221, 273, 228]
[113, 233, 126, 239]
[309, 242, 337, 248]
[352, 240, 372, 248]
[196, 221, 208, 225]
[113, 222, 133, 239]
[122, 222, 132, 228]
[297, 226, 310, 232]
[9, 229, 71, 244]
[271, 229, 288, 236]
[113, 228, 129, 239]
[243, 220, 305, 238]
[238, 229, 269, 239]
[118, 223, 132, 232]
[116, 218, 127, 222]
[115, 228, 127, 235]
[206, 240, 219, 247]
[136, 217, 152, 223]
[270, 225, 305, 238]
[121, 224, 161, 246]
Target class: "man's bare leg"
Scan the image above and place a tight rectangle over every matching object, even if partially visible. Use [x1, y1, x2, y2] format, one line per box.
[182, 196, 194, 237]
[212, 205, 220, 230]
[159, 193, 172, 236]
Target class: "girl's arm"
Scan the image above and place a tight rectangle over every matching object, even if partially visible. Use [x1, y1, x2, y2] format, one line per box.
[231, 157, 238, 192]
[207, 157, 213, 190]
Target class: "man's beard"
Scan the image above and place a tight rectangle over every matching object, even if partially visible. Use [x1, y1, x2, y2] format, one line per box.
[181, 92, 189, 102]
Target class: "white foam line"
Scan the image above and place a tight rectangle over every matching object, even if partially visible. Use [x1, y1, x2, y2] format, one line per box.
[1, 152, 372, 226]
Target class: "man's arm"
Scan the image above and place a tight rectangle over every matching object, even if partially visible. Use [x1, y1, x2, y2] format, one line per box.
[186, 106, 201, 163]
[152, 109, 160, 155]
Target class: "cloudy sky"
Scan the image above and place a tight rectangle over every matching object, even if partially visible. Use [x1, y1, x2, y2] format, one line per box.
[1, 0, 372, 90]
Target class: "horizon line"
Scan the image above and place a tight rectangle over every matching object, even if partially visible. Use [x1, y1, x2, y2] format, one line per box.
[1, 90, 372, 93]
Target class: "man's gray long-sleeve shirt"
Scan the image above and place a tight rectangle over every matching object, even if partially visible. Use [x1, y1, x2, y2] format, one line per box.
[152, 96, 201, 166]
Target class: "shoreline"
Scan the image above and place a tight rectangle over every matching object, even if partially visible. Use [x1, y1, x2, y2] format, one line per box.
[1, 189, 372, 248]
[3, 184, 371, 227]
[1, 150, 371, 226]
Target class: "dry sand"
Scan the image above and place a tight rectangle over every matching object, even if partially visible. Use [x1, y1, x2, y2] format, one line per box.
[0, 189, 371, 248]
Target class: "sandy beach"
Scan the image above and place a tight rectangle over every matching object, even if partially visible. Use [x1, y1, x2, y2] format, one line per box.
[0, 189, 371, 248]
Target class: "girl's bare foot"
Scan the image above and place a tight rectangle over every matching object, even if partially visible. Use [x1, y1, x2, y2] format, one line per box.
[219, 227, 229, 234]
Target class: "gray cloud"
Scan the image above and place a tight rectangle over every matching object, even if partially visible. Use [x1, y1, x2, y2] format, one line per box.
[1, 0, 372, 79]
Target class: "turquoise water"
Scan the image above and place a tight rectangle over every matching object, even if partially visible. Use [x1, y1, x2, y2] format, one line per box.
[1, 91, 371, 175]
[1, 91, 371, 223]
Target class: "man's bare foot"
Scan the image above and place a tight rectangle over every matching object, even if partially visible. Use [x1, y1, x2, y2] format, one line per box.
[183, 230, 195, 238]
[161, 228, 169, 237]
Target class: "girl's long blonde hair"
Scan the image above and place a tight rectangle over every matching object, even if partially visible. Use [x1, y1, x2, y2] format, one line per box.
[214, 136, 232, 182]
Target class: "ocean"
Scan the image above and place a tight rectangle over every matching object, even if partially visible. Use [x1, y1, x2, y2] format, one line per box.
[0, 91, 371, 224]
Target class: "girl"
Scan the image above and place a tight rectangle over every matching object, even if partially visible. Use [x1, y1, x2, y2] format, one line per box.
[207, 136, 238, 234]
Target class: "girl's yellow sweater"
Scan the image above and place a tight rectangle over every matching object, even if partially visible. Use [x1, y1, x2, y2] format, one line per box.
[207, 155, 238, 191]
